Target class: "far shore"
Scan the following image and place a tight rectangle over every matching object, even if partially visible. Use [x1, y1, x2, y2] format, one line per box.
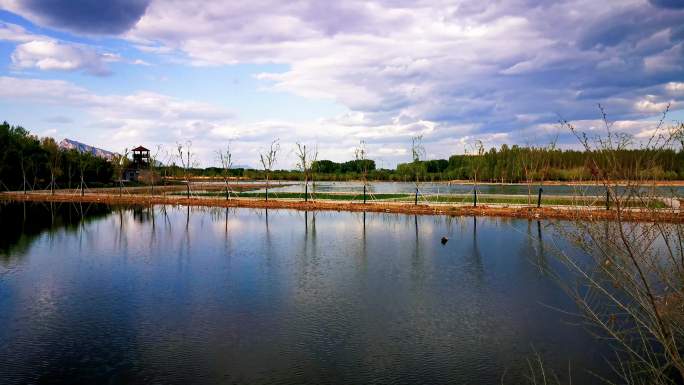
[2, 191, 683, 223]
[167, 177, 684, 187]
[446, 179, 684, 187]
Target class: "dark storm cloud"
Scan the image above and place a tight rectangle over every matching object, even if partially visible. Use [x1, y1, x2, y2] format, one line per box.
[649, 0, 684, 9]
[21, 0, 150, 34]
[577, 7, 683, 50]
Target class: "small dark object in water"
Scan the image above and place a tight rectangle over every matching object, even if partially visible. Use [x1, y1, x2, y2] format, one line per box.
[441, 236, 448, 245]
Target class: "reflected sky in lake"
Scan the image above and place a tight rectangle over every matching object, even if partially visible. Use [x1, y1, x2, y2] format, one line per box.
[0, 202, 612, 384]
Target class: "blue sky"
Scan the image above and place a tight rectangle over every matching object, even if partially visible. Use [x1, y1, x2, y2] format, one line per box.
[0, 1, 683, 168]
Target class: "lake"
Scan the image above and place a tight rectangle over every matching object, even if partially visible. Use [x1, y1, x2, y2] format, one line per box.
[251, 180, 684, 197]
[0, 202, 612, 384]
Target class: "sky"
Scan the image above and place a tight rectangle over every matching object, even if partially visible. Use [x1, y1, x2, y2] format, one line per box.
[0, 0, 683, 169]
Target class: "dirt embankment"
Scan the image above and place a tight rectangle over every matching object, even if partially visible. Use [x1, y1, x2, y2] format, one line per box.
[2, 192, 684, 223]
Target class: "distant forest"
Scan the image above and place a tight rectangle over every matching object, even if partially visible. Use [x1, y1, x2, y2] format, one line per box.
[189, 143, 684, 182]
[0, 122, 113, 191]
[3, 121, 684, 191]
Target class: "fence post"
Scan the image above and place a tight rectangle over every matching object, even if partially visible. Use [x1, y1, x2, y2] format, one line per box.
[305, 183, 308, 202]
[606, 189, 610, 210]
[415, 188, 418, 205]
[473, 189, 477, 207]
[363, 184, 367, 204]
[537, 188, 543, 208]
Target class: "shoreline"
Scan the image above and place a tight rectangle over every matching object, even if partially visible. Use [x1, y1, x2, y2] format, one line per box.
[163, 178, 684, 187]
[2, 192, 683, 223]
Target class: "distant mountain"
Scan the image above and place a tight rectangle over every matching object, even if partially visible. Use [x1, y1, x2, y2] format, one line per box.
[59, 139, 117, 161]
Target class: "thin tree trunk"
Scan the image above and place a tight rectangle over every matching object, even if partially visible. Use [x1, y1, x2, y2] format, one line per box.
[21, 158, 27, 195]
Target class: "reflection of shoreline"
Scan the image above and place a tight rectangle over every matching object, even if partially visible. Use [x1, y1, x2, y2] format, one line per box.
[0, 202, 112, 259]
[3, 192, 682, 223]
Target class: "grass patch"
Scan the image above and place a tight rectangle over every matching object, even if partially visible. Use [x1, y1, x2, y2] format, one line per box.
[171, 191, 667, 208]
[180, 191, 410, 201]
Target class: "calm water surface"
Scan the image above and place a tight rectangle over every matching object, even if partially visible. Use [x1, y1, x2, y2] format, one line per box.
[255, 180, 684, 196]
[0, 202, 611, 384]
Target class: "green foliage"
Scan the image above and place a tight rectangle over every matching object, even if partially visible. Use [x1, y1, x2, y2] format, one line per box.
[3, 119, 683, 188]
[184, 143, 684, 182]
[0, 121, 114, 190]
[443, 144, 684, 182]
[312, 159, 376, 174]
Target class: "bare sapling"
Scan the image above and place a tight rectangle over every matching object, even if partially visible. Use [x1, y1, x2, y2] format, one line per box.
[149, 145, 162, 195]
[295, 142, 317, 202]
[520, 141, 540, 205]
[467, 140, 484, 206]
[176, 141, 196, 198]
[161, 148, 173, 193]
[411, 135, 426, 204]
[310, 144, 318, 200]
[112, 149, 130, 197]
[536, 138, 558, 207]
[217, 142, 234, 201]
[259, 139, 280, 201]
[549, 104, 684, 384]
[42, 138, 61, 195]
[20, 151, 29, 195]
[355, 140, 370, 203]
[78, 152, 87, 197]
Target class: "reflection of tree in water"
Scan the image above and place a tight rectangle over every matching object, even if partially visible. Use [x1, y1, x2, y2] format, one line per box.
[535, 220, 547, 271]
[411, 214, 425, 286]
[303, 210, 318, 255]
[132, 206, 155, 224]
[362, 211, 367, 259]
[297, 210, 322, 291]
[524, 219, 548, 273]
[176, 206, 192, 265]
[0, 201, 112, 262]
[469, 216, 484, 282]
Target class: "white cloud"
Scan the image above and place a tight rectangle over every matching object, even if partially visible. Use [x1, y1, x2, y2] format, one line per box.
[11, 39, 114, 76]
[2, 1, 684, 165]
[666, 82, 684, 93]
[634, 97, 675, 113]
[1, 74, 678, 168]
[0, 76, 234, 156]
[0, 76, 462, 167]
[0, 21, 135, 76]
[0, 21, 41, 42]
[116, 0, 684, 139]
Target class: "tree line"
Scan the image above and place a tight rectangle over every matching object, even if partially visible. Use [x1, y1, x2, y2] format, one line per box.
[3, 120, 684, 191]
[410, 144, 684, 183]
[0, 122, 113, 191]
[198, 144, 684, 183]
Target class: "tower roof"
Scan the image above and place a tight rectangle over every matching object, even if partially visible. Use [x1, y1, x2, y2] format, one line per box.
[132, 146, 149, 152]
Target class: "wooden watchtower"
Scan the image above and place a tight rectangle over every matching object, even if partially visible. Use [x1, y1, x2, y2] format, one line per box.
[132, 146, 150, 169]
